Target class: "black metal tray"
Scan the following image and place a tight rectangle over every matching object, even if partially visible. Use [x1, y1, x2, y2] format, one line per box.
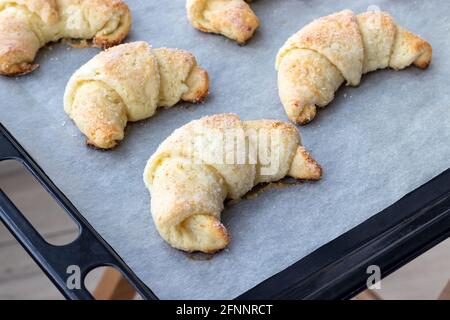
[2, 123, 449, 300]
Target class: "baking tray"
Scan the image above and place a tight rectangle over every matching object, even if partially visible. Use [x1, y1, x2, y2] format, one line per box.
[1, 0, 450, 299]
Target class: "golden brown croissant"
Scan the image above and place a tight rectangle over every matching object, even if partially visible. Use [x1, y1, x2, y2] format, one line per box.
[186, 0, 259, 44]
[64, 41, 209, 149]
[143, 114, 322, 253]
[276, 10, 432, 125]
[0, 0, 131, 76]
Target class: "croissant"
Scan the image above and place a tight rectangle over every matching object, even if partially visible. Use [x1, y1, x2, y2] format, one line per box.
[64, 41, 209, 149]
[143, 113, 322, 253]
[186, 0, 259, 44]
[0, 0, 131, 76]
[276, 10, 433, 125]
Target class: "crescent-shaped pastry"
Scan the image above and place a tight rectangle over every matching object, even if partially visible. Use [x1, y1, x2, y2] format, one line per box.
[186, 0, 259, 44]
[0, 0, 131, 75]
[144, 114, 322, 253]
[276, 10, 432, 124]
[64, 42, 209, 149]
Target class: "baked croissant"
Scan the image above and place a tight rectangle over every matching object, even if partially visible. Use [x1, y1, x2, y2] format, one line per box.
[276, 10, 432, 125]
[0, 0, 131, 76]
[186, 0, 259, 44]
[143, 114, 322, 253]
[64, 41, 209, 149]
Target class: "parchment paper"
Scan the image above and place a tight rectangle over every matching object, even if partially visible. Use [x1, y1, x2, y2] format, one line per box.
[1, 0, 449, 299]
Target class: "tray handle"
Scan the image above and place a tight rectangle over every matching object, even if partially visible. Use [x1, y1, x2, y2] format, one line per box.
[0, 123, 157, 300]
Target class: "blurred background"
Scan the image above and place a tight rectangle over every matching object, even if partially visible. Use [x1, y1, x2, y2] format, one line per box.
[1, 160, 449, 300]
